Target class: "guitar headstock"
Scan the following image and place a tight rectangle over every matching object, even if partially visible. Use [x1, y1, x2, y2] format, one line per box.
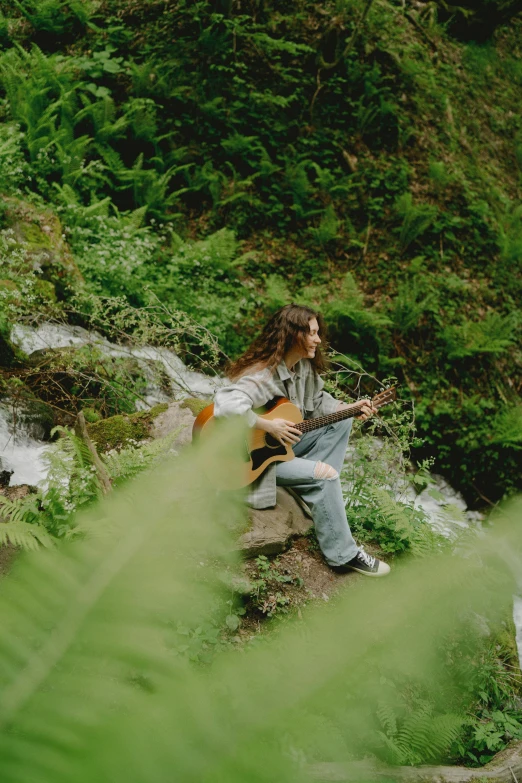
[371, 386, 397, 410]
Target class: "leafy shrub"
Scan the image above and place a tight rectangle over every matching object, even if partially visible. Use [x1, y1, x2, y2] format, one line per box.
[395, 192, 438, 254]
[388, 276, 438, 335]
[0, 122, 28, 193]
[9, 0, 95, 48]
[342, 427, 447, 556]
[434, 0, 522, 40]
[442, 311, 519, 360]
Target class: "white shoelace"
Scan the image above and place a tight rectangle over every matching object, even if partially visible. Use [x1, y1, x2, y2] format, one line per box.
[357, 548, 376, 568]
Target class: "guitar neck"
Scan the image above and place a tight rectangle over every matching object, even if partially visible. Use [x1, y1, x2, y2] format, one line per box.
[296, 394, 392, 435]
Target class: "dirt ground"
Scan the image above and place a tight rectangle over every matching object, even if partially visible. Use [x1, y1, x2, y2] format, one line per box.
[239, 535, 386, 637]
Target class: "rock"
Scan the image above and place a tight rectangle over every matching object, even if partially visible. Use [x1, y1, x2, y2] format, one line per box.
[0, 470, 13, 488]
[150, 399, 203, 449]
[19, 397, 55, 440]
[0, 382, 55, 440]
[150, 398, 314, 556]
[3, 197, 83, 296]
[87, 403, 168, 452]
[241, 487, 313, 557]
[0, 327, 19, 368]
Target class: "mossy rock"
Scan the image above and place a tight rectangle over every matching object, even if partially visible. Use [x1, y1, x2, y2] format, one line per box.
[87, 403, 168, 452]
[180, 397, 211, 417]
[0, 330, 17, 368]
[3, 197, 83, 296]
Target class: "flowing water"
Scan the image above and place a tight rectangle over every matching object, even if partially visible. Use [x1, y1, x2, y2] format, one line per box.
[2, 322, 225, 486]
[0, 402, 49, 486]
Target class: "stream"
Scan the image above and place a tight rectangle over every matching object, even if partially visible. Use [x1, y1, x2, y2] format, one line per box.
[1, 321, 521, 666]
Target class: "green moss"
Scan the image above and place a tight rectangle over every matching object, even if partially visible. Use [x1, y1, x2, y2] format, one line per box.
[20, 222, 53, 249]
[87, 403, 168, 452]
[180, 397, 211, 417]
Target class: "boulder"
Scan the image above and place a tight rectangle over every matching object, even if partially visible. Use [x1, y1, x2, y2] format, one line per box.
[150, 399, 203, 450]
[150, 398, 313, 557]
[0, 328, 18, 368]
[3, 197, 83, 296]
[87, 403, 168, 452]
[241, 487, 312, 557]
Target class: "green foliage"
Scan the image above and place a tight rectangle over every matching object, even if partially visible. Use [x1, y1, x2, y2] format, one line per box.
[0, 420, 178, 543]
[0, 0, 521, 507]
[442, 311, 519, 360]
[434, 0, 522, 40]
[343, 428, 447, 555]
[308, 204, 341, 246]
[101, 432, 177, 489]
[21, 343, 151, 419]
[388, 275, 438, 335]
[395, 192, 438, 254]
[489, 405, 522, 448]
[0, 122, 28, 193]
[0, 434, 519, 779]
[0, 495, 53, 549]
[247, 555, 303, 618]
[377, 696, 468, 765]
[11, 0, 94, 39]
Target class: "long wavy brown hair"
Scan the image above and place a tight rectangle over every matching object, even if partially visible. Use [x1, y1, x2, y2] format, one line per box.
[227, 304, 329, 380]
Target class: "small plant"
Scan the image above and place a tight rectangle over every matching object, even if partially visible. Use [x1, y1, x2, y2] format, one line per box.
[395, 192, 438, 254]
[248, 555, 303, 618]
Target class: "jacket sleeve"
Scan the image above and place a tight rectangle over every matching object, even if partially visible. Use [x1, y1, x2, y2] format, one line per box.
[213, 370, 273, 427]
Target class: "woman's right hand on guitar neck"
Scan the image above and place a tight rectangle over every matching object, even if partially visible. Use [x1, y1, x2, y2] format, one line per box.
[256, 416, 302, 445]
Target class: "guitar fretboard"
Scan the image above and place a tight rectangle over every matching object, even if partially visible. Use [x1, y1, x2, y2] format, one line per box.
[295, 393, 393, 434]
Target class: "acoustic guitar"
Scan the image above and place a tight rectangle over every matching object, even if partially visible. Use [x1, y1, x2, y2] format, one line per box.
[192, 387, 397, 489]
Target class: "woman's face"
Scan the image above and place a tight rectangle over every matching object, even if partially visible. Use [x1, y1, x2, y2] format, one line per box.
[302, 317, 321, 359]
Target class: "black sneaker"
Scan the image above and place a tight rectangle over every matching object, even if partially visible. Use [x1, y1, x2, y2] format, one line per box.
[332, 548, 390, 577]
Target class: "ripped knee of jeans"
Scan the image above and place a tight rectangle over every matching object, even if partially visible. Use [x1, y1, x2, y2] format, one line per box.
[314, 461, 339, 481]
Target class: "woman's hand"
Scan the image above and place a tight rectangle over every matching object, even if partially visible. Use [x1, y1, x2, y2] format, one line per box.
[356, 400, 378, 421]
[258, 416, 301, 446]
[336, 400, 377, 421]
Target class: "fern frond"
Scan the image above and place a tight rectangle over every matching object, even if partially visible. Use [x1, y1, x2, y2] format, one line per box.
[0, 520, 53, 550]
[377, 701, 398, 738]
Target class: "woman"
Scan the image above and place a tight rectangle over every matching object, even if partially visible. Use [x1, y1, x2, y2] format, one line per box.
[213, 304, 390, 577]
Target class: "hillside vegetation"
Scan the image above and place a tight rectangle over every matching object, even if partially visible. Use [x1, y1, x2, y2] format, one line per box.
[0, 0, 521, 504]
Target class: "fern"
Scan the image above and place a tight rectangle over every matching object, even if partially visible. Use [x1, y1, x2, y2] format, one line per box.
[0, 496, 54, 550]
[368, 487, 445, 556]
[0, 518, 53, 550]
[389, 278, 437, 334]
[378, 696, 469, 765]
[489, 406, 522, 449]
[0, 436, 517, 780]
[442, 312, 519, 360]
[102, 433, 178, 488]
[308, 204, 340, 246]
[395, 192, 438, 254]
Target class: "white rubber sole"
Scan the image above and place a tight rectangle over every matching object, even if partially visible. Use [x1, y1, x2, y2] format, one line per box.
[349, 562, 391, 577]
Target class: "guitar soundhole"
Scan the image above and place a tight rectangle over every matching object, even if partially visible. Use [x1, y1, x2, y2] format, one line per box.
[265, 434, 282, 449]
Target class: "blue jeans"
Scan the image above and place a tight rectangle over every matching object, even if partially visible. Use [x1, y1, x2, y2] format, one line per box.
[276, 419, 358, 567]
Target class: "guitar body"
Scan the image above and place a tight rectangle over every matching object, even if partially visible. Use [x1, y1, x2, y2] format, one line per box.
[193, 398, 302, 490]
[192, 386, 396, 490]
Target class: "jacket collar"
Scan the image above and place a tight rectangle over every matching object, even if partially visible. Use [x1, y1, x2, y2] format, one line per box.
[276, 359, 302, 381]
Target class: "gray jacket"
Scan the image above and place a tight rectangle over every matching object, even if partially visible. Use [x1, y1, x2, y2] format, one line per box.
[213, 359, 339, 508]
